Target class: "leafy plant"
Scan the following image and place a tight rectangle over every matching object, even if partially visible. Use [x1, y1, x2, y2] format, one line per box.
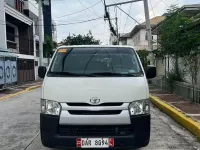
[157, 5, 200, 94]
[137, 50, 149, 71]
[43, 35, 53, 58]
[165, 68, 185, 92]
[61, 31, 101, 45]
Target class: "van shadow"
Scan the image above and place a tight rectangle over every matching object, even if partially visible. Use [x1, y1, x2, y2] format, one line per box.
[52, 148, 139, 150]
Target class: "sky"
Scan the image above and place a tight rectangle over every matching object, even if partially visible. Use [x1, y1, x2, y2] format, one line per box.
[51, 0, 200, 44]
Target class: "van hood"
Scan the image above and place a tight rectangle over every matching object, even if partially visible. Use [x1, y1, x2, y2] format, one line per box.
[42, 77, 149, 103]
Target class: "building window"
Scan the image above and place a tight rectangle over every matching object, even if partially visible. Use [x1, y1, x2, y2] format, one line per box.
[6, 26, 15, 42]
[6, 0, 15, 8]
[6, 24, 19, 53]
[138, 34, 140, 43]
[122, 39, 127, 45]
[15, 0, 24, 13]
[145, 32, 153, 41]
[36, 41, 39, 57]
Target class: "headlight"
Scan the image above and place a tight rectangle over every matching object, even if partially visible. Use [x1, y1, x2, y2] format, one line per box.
[41, 99, 61, 116]
[129, 99, 150, 115]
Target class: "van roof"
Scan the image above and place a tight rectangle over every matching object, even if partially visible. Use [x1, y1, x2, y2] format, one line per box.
[57, 45, 136, 49]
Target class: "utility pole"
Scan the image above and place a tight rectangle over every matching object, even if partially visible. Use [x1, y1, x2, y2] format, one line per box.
[115, 16, 119, 44]
[106, 0, 154, 65]
[143, 0, 154, 65]
[38, 0, 43, 66]
[115, 7, 119, 45]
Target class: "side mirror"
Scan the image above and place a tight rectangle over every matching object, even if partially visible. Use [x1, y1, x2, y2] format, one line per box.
[38, 66, 47, 79]
[145, 65, 156, 79]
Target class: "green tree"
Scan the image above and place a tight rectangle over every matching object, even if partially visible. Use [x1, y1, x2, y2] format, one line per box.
[43, 35, 53, 58]
[157, 5, 200, 100]
[158, 5, 200, 81]
[158, 5, 190, 74]
[61, 31, 100, 45]
[137, 50, 149, 71]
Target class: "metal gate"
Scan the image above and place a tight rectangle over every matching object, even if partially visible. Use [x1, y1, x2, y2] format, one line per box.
[0, 51, 17, 89]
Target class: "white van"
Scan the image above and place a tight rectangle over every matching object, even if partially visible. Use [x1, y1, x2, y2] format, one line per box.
[38, 45, 156, 149]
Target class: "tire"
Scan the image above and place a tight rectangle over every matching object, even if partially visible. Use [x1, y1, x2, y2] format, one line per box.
[41, 131, 55, 148]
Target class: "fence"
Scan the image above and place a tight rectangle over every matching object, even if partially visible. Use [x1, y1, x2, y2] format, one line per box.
[151, 78, 200, 104]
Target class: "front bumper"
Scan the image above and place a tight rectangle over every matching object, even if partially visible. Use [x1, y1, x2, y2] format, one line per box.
[40, 114, 150, 148]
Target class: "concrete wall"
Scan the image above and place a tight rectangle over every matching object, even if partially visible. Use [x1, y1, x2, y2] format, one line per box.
[127, 38, 134, 46]
[24, 0, 39, 17]
[156, 56, 200, 85]
[0, 0, 7, 49]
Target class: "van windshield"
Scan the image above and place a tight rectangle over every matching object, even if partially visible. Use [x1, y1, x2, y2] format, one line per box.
[48, 47, 143, 77]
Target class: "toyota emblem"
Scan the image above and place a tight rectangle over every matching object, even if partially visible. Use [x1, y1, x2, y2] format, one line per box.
[90, 97, 100, 105]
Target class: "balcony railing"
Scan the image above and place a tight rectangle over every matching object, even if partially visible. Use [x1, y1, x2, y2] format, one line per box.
[7, 40, 19, 53]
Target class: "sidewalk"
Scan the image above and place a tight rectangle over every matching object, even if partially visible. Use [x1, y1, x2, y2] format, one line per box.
[0, 81, 42, 99]
[149, 85, 200, 141]
[149, 85, 200, 122]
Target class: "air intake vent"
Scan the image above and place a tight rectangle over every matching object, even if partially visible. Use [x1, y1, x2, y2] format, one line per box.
[67, 103, 123, 106]
[68, 110, 122, 115]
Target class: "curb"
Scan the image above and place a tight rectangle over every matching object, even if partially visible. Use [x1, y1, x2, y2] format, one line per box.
[150, 95, 200, 142]
[25, 85, 41, 91]
[0, 85, 41, 101]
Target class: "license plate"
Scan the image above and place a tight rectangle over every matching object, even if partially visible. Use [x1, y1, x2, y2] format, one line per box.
[76, 138, 114, 148]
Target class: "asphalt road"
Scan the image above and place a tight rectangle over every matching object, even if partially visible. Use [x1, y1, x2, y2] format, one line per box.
[0, 88, 199, 150]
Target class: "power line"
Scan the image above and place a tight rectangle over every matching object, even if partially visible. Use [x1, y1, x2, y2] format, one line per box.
[77, 0, 99, 17]
[0, 17, 103, 26]
[152, 0, 162, 9]
[116, 6, 140, 25]
[119, 4, 122, 33]
[161, 0, 169, 8]
[53, 1, 101, 19]
[149, 0, 159, 24]
[76, 0, 98, 28]
[103, 0, 117, 36]
[35, 17, 104, 26]
[123, 3, 133, 33]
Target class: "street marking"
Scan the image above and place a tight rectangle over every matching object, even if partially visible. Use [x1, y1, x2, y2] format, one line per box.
[154, 94, 173, 95]
[0, 85, 41, 101]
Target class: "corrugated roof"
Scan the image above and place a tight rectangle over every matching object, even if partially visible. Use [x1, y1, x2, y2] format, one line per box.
[124, 16, 166, 37]
[141, 16, 166, 25]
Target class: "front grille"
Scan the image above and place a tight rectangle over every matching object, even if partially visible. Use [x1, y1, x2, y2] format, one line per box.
[67, 103, 123, 106]
[58, 125, 133, 136]
[68, 110, 122, 115]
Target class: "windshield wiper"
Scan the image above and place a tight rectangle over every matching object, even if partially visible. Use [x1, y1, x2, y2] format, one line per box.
[48, 72, 96, 77]
[90, 72, 142, 77]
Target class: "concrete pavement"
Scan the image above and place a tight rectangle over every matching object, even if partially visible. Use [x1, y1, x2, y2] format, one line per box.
[0, 88, 199, 150]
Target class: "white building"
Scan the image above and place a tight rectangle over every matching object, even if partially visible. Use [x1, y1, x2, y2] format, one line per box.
[0, 0, 56, 84]
[118, 16, 165, 51]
